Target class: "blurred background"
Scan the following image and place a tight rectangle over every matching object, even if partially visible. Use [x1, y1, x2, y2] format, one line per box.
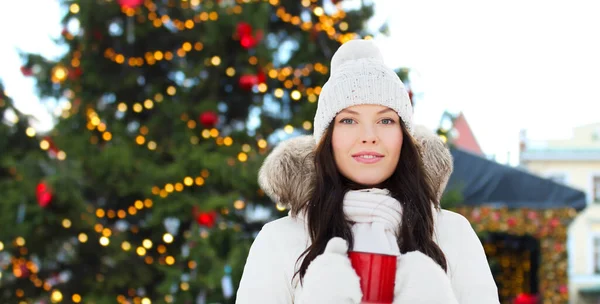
[1, 0, 599, 303]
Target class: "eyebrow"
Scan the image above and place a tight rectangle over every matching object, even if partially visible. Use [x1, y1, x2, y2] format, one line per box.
[339, 108, 395, 115]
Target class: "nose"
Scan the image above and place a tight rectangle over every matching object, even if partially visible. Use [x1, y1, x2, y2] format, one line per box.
[360, 126, 378, 144]
[362, 138, 377, 144]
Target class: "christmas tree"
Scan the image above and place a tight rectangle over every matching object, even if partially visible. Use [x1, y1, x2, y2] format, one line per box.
[1, 0, 381, 303]
[0, 83, 58, 300]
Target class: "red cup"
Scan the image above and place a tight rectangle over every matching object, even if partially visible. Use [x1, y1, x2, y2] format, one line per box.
[348, 251, 397, 304]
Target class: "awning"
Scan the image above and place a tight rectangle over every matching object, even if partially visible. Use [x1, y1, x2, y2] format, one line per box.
[445, 148, 587, 211]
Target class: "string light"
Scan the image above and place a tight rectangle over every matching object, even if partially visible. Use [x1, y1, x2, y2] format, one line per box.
[163, 233, 174, 243]
[26, 127, 36, 137]
[99, 237, 110, 246]
[283, 125, 294, 134]
[274, 88, 284, 98]
[40, 139, 50, 150]
[121, 241, 132, 251]
[72, 294, 82, 303]
[51, 66, 68, 84]
[69, 3, 79, 14]
[102, 228, 112, 237]
[62, 219, 72, 228]
[50, 290, 63, 303]
[234, 200, 245, 210]
[15, 237, 25, 246]
[273, 4, 354, 43]
[96, 57, 325, 160]
[302, 121, 312, 130]
[290, 90, 302, 100]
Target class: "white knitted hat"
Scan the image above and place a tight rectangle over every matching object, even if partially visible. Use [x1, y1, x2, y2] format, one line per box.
[313, 39, 413, 144]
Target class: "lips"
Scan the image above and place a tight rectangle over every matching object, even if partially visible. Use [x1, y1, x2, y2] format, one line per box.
[352, 151, 384, 164]
[352, 151, 384, 157]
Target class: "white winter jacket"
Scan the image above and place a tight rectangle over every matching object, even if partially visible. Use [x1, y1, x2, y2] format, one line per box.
[236, 132, 499, 303]
[236, 208, 498, 303]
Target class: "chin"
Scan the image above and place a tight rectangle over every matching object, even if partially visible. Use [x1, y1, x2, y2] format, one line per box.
[347, 175, 388, 188]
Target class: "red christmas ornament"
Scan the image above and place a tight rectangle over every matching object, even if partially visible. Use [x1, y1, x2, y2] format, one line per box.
[239, 74, 258, 91]
[199, 111, 219, 128]
[117, 0, 143, 9]
[257, 70, 266, 84]
[196, 211, 217, 228]
[236, 22, 253, 38]
[513, 293, 537, 304]
[36, 182, 53, 208]
[20, 66, 33, 77]
[68, 67, 83, 80]
[240, 35, 258, 49]
[559, 285, 568, 294]
[507, 217, 517, 228]
[236, 22, 262, 49]
[61, 28, 69, 36]
[48, 145, 60, 158]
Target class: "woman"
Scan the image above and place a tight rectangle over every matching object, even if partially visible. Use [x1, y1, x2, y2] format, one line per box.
[236, 39, 499, 303]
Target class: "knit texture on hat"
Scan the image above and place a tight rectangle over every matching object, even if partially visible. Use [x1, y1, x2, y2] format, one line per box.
[313, 39, 413, 144]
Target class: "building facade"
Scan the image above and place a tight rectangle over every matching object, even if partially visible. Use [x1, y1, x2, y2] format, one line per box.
[520, 123, 600, 303]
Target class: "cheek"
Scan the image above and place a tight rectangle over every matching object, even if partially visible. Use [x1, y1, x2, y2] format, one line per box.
[384, 129, 403, 157]
[331, 128, 355, 173]
[332, 128, 353, 154]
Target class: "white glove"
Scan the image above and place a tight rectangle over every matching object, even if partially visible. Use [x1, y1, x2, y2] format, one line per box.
[393, 251, 458, 304]
[297, 237, 363, 304]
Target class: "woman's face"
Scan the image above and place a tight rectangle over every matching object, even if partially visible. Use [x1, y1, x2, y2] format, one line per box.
[331, 104, 403, 186]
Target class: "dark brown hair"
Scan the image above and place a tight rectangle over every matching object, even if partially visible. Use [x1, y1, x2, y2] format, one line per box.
[295, 119, 447, 282]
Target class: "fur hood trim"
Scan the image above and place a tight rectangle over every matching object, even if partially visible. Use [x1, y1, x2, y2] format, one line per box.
[258, 125, 453, 215]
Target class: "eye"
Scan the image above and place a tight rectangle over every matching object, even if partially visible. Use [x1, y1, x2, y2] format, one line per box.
[380, 118, 395, 125]
[339, 118, 355, 124]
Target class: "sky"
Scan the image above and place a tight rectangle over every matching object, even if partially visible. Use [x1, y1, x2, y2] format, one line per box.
[2, 0, 600, 166]
[0, 1, 65, 129]
[370, 0, 600, 164]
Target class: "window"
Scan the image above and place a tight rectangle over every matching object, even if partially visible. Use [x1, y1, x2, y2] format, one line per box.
[592, 127, 600, 141]
[594, 237, 600, 273]
[594, 176, 600, 203]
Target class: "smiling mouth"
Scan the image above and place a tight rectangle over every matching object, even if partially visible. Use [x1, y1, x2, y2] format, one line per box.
[355, 155, 379, 159]
[352, 155, 384, 164]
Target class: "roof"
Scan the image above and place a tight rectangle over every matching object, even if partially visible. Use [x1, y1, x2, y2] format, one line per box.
[446, 148, 587, 211]
[452, 112, 484, 156]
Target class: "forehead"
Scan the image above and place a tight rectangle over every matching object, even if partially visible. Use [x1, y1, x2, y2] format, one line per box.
[338, 104, 396, 115]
